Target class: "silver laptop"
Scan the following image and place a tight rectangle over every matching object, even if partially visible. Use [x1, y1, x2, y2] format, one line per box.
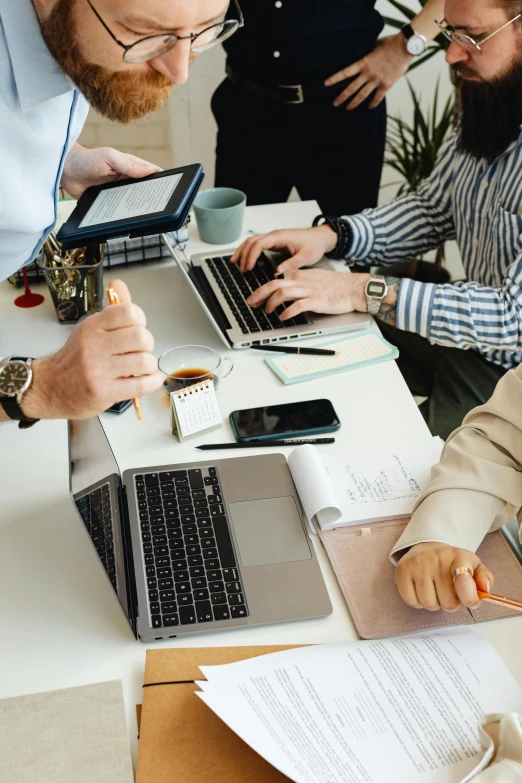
[69, 416, 332, 642]
[162, 235, 370, 349]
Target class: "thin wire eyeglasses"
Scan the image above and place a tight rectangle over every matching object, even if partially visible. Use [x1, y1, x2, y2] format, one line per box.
[86, 0, 244, 64]
[435, 14, 521, 55]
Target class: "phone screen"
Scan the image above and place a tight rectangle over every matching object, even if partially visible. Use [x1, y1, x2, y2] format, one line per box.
[230, 399, 340, 440]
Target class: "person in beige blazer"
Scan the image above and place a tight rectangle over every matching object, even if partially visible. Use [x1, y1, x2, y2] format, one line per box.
[390, 363, 522, 613]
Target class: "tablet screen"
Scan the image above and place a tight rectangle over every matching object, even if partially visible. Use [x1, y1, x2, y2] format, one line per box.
[79, 172, 183, 228]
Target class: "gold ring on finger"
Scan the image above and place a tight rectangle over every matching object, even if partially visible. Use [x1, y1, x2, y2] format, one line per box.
[452, 566, 474, 582]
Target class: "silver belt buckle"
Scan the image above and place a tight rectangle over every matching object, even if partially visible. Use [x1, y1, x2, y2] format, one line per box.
[279, 83, 304, 104]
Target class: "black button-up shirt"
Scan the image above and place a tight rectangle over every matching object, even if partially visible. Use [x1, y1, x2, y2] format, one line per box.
[225, 0, 384, 85]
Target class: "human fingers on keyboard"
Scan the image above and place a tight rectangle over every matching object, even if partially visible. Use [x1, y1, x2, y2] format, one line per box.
[263, 286, 310, 316]
[246, 278, 289, 308]
[231, 231, 297, 273]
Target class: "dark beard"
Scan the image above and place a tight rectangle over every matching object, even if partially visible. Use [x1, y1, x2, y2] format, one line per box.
[457, 58, 522, 162]
[39, 0, 172, 123]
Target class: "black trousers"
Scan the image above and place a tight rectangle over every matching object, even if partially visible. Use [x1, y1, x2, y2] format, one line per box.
[211, 77, 387, 216]
[378, 323, 508, 440]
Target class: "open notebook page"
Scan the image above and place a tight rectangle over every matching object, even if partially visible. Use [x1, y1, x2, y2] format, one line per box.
[288, 438, 443, 532]
[196, 630, 522, 783]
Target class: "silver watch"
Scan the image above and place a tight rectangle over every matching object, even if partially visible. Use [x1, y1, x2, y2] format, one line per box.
[401, 24, 428, 56]
[365, 275, 388, 316]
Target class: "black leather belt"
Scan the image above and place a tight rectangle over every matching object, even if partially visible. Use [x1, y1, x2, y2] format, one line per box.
[226, 65, 329, 105]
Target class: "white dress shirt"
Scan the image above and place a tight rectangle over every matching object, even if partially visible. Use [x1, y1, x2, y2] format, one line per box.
[0, 0, 89, 281]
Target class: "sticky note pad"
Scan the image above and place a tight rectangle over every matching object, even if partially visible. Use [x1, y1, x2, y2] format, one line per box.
[264, 330, 399, 385]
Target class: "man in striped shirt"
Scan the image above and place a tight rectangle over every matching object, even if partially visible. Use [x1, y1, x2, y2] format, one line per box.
[232, 0, 522, 439]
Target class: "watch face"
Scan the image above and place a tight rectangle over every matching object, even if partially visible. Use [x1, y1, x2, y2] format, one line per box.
[407, 35, 427, 55]
[366, 280, 386, 298]
[0, 362, 30, 396]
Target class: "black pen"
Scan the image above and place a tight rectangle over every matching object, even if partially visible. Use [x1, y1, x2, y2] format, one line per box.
[197, 438, 335, 450]
[250, 345, 339, 356]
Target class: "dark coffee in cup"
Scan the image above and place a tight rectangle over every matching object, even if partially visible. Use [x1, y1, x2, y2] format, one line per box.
[163, 367, 214, 394]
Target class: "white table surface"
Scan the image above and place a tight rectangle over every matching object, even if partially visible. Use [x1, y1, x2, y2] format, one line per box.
[1, 200, 521, 772]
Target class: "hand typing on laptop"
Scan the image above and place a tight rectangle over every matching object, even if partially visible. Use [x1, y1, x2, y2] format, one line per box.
[7, 279, 163, 423]
[230, 226, 400, 324]
[231, 226, 337, 274]
[246, 267, 371, 322]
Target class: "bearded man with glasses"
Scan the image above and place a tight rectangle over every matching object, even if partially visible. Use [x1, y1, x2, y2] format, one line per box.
[232, 0, 522, 441]
[0, 0, 242, 426]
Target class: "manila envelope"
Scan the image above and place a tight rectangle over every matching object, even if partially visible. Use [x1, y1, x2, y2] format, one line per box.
[136, 645, 308, 783]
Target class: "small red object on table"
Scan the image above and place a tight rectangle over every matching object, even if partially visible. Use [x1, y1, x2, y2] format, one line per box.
[14, 266, 45, 308]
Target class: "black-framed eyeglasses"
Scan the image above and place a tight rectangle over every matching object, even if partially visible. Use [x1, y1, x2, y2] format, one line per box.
[435, 14, 521, 55]
[86, 0, 244, 64]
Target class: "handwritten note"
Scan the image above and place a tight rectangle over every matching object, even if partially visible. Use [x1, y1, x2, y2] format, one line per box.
[288, 439, 443, 531]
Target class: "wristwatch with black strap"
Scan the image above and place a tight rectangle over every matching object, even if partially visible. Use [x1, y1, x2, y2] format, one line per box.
[401, 23, 428, 56]
[0, 356, 39, 429]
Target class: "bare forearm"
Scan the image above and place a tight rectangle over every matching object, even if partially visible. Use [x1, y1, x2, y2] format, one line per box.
[410, 0, 445, 41]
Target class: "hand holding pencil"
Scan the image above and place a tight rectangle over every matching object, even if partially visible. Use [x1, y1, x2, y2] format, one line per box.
[395, 542, 496, 612]
[103, 280, 163, 420]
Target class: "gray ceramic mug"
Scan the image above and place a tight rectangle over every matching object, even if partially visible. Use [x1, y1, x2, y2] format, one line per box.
[193, 187, 247, 244]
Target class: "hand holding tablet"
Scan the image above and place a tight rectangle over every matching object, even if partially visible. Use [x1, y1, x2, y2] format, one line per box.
[57, 164, 204, 249]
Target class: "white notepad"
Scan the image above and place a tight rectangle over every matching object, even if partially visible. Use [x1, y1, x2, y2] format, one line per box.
[170, 379, 222, 441]
[264, 330, 399, 385]
[288, 438, 444, 531]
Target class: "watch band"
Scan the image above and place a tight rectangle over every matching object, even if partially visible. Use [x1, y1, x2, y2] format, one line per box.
[0, 356, 39, 429]
[401, 23, 414, 41]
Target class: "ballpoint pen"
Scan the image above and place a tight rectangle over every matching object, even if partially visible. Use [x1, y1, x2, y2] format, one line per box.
[106, 288, 142, 421]
[197, 438, 335, 450]
[250, 345, 340, 356]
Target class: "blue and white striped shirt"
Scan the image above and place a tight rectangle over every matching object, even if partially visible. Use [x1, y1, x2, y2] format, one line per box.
[346, 129, 522, 370]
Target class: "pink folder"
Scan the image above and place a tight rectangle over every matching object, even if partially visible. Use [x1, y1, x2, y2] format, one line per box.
[318, 520, 522, 638]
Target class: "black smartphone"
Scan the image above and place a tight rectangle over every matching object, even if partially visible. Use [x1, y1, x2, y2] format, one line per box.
[106, 400, 132, 414]
[229, 399, 341, 442]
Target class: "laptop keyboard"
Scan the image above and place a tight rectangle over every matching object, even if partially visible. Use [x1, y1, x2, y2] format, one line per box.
[135, 467, 248, 630]
[75, 483, 118, 590]
[206, 253, 310, 335]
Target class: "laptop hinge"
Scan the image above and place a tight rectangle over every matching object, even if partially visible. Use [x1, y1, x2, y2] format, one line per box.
[120, 484, 139, 638]
[188, 265, 233, 345]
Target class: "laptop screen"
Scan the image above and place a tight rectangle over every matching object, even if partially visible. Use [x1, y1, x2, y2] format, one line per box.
[69, 417, 133, 625]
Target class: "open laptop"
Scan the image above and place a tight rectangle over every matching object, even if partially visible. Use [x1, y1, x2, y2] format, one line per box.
[162, 234, 370, 349]
[69, 416, 332, 642]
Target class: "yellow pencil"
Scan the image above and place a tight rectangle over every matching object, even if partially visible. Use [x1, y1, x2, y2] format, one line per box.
[106, 288, 142, 421]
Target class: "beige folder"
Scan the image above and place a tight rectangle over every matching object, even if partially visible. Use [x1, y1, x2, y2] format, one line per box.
[319, 521, 522, 639]
[136, 646, 308, 783]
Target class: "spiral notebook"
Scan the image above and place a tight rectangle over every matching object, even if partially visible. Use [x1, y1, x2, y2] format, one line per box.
[170, 379, 222, 442]
[264, 330, 399, 385]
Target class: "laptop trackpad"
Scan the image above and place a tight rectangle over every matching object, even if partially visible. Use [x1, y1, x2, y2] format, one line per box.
[229, 497, 311, 567]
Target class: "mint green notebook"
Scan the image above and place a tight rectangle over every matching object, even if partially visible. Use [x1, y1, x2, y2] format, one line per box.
[264, 330, 399, 385]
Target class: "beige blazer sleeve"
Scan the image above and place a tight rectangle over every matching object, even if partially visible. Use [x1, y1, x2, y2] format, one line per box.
[390, 364, 522, 563]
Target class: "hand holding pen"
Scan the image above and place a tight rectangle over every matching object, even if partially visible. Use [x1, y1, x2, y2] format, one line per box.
[105, 283, 163, 420]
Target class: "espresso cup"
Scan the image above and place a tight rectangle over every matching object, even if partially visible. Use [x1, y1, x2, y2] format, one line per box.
[158, 345, 233, 395]
[193, 187, 246, 245]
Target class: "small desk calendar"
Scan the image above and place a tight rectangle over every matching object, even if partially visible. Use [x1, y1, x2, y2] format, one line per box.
[170, 379, 223, 441]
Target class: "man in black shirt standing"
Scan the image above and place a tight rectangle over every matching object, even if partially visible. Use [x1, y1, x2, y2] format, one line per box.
[212, 0, 444, 215]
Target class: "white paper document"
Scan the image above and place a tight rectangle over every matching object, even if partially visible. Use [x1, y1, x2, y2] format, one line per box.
[288, 438, 443, 531]
[79, 173, 182, 227]
[196, 631, 522, 783]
